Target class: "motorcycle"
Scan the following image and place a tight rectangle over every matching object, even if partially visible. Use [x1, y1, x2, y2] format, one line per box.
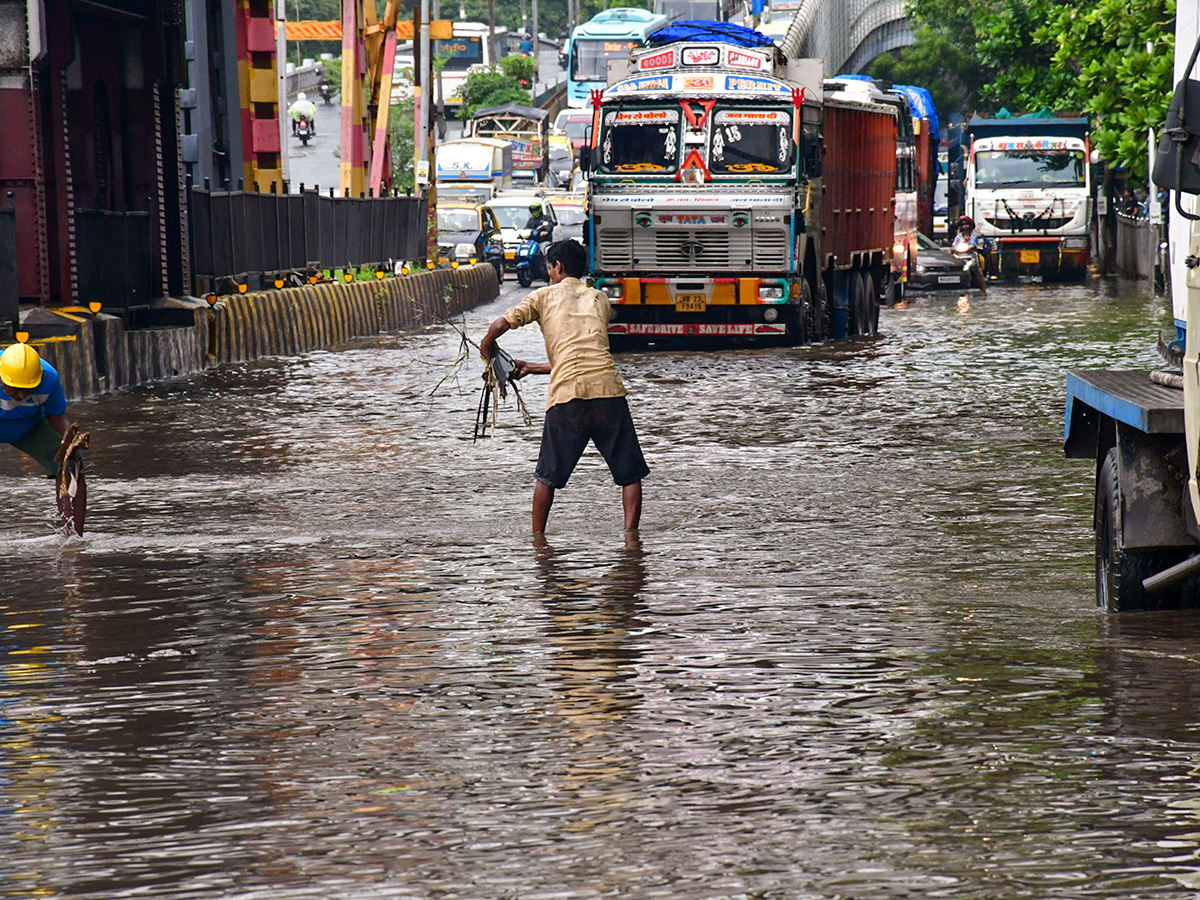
[318, 81, 333, 105]
[952, 233, 988, 291]
[296, 117, 312, 146]
[515, 233, 548, 287]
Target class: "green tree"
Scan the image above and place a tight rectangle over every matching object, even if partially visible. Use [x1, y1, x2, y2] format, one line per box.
[870, 0, 1175, 180]
[457, 65, 532, 118]
[388, 88, 417, 193]
[1047, 0, 1174, 179]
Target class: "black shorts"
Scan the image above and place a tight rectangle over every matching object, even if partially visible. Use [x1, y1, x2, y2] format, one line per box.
[535, 397, 650, 489]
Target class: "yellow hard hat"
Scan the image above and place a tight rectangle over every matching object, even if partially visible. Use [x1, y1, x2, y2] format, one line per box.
[0, 343, 43, 389]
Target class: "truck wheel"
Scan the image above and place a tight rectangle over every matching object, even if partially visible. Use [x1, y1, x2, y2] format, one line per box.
[861, 273, 879, 335]
[1095, 447, 1158, 611]
[790, 280, 813, 345]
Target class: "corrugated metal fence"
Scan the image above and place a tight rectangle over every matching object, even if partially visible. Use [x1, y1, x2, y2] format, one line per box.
[188, 185, 427, 295]
[1114, 212, 1163, 287]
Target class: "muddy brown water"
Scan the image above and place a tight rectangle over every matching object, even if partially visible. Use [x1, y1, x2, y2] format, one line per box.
[2, 278, 1200, 899]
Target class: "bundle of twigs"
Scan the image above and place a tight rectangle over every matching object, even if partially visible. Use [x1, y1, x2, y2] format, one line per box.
[430, 313, 532, 441]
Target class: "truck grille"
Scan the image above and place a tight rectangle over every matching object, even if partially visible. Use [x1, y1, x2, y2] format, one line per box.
[597, 230, 633, 269]
[595, 226, 788, 272]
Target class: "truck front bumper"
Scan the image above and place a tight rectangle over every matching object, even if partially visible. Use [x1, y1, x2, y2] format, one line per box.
[598, 276, 795, 340]
[993, 236, 1089, 279]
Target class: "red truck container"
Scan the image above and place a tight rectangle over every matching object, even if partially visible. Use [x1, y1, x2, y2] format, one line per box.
[817, 79, 901, 334]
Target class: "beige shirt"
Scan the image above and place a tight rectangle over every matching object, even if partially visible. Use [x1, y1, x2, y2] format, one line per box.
[503, 277, 627, 409]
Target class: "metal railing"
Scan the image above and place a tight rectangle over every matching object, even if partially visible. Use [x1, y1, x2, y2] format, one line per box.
[188, 183, 427, 295]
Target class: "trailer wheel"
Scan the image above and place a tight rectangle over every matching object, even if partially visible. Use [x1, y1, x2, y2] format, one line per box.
[1095, 447, 1159, 611]
[853, 272, 878, 336]
[847, 273, 864, 335]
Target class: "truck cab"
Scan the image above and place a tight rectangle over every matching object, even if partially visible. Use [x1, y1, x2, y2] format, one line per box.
[962, 115, 1092, 280]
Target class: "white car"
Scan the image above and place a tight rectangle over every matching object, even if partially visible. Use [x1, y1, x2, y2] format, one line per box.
[483, 195, 564, 270]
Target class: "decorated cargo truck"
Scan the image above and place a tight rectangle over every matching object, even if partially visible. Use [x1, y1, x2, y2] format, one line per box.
[582, 21, 902, 346]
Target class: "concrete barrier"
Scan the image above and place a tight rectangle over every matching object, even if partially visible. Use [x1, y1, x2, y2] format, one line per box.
[24, 264, 499, 401]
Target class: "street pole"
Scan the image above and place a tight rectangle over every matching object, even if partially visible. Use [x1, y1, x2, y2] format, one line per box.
[1148, 40, 1161, 225]
[275, 0, 289, 184]
[419, 0, 432, 188]
[531, 0, 539, 86]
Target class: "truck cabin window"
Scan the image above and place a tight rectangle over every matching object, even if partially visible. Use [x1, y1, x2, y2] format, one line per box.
[572, 40, 640, 81]
[709, 109, 794, 175]
[599, 110, 679, 173]
[974, 150, 1086, 189]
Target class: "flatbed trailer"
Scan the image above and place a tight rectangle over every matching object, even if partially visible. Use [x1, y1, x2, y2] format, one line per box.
[1064, 370, 1197, 610]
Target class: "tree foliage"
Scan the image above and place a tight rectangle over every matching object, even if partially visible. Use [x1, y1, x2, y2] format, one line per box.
[388, 87, 416, 194]
[458, 64, 532, 119]
[870, 0, 1175, 179]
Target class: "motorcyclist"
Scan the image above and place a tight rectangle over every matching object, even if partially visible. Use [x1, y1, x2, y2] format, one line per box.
[524, 201, 554, 242]
[288, 92, 318, 136]
[522, 201, 554, 279]
[952, 215, 990, 289]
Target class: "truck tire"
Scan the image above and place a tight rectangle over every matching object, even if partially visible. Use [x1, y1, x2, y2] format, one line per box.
[861, 272, 879, 335]
[790, 279, 814, 345]
[848, 273, 864, 335]
[1095, 447, 1160, 611]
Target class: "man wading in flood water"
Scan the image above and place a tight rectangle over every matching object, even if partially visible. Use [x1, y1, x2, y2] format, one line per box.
[480, 240, 649, 534]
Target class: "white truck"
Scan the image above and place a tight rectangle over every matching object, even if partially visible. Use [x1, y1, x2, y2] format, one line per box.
[434, 138, 513, 204]
[1063, 6, 1200, 610]
[960, 113, 1092, 280]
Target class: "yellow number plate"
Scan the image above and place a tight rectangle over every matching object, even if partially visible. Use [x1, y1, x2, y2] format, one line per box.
[675, 294, 706, 312]
[1019, 249, 1040, 264]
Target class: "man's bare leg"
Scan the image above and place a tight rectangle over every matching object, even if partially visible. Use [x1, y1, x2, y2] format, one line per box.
[622, 481, 642, 532]
[533, 481, 555, 534]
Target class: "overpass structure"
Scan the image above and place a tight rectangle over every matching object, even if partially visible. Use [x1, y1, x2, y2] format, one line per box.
[778, 0, 913, 76]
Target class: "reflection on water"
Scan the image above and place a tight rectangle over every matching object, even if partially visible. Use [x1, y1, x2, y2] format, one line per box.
[3, 279, 1200, 897]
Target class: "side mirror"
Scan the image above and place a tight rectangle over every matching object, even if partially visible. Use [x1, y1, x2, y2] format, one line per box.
[1154, 77, 1200, 207]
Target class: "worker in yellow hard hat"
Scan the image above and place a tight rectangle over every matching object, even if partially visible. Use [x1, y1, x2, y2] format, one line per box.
[0, 342, 75, 478]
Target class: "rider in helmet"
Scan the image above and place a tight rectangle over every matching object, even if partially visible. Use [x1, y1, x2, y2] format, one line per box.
[287, 91, 318, 136]
[523, 201, 554, 243]
[0, 342, 75, 478]
[952, 215, 991, 288]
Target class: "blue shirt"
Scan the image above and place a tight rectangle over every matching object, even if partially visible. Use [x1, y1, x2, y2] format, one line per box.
[0, 360, 67, 444]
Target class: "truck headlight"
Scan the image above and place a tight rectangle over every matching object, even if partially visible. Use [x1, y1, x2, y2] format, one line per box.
[1062, 237, 1088, 250]
[455, 242, 476, 260]
[757, 282, 786, 301]
[599, 281, 624, 300]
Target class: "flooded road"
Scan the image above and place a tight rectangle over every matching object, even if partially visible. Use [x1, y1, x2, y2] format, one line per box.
[3, 277, 1200, 899]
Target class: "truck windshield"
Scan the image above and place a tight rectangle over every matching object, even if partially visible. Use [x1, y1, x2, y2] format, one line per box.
[437, 209, 480, 232]
[598, 109, 679, 173]
[974, 150, 1086, 189]
[709, 109, 793, 175]
[572, 39, 640, 82]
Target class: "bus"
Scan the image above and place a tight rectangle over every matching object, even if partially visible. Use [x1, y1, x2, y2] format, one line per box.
[428, 22, 507, 113]
[566, 8, 668, 108]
